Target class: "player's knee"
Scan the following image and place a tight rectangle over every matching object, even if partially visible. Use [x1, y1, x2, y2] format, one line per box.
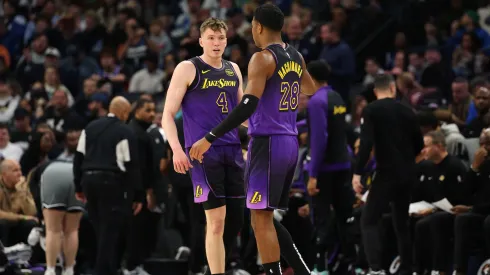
[207, 217, 225, 236]
[251, 210, 274, 233]
[205, 206, 226, 236]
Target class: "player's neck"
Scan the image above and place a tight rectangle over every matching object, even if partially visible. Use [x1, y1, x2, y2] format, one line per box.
[262, 35, 285, 49]
[434, 151, 448, 164]
[376, 93, 393, 100]
[200, 55, 223, 69]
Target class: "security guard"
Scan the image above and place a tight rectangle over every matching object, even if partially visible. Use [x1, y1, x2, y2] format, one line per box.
[73, 96, 143, 275]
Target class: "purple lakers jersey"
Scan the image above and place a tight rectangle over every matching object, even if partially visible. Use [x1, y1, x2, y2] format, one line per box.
[248, 44, 303, 136]
[182, 57, 241, 147]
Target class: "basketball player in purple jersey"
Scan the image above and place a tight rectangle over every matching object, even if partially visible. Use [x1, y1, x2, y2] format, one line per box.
[162, 18, 246, 275]
[190, 4, 318, 275]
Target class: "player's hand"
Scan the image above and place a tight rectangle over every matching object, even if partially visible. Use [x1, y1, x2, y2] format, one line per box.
[147, 190, 156, 211]
[451, 205, 472, 214]
[351, 174, 363, 194]
[173, 149, 193, 174]
[23, 215, 39, 223]
[75, 192, 86, 203]
[298, 204, 310, 218]
[189, 137, 211, 163]
[307, 177, 319, 196]
[133, 202, 143, 215]
[413, 208, 434, 217]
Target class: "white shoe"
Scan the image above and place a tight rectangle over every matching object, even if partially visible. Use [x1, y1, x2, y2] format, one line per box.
[44, 268, 56, 275]
[62, 267, 74, 275]
[125, 266, 151, 275]
[27, 227, 43, 246]
[175, 246, 191, 260]
[135, 266, 151, 275]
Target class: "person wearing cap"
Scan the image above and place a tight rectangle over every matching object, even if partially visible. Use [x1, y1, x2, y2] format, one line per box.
[86, 92, 110, 123]
[128, 52, 165, 94]
[44, 47, 61, 67]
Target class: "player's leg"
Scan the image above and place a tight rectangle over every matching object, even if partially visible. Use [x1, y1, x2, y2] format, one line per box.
[222, 145, 246, 264]
[203, 203, 227, 274]
[43, 207, 65, 275]
[246, 136, 309, 275]
[62, 209, 83, 275]
[251, 209, 280, 268]
[189, 147, 227, 275]
[272, 138, 310, 275]
[361, 173, 392, 273]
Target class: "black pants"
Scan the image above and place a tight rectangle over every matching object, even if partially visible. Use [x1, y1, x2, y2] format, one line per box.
[361, 172, 412, 274]
[313, 170, 356, 268]
[82, 171, 132, 275]
[429, 212, 455, 272]
[126, 206, 159, 270]
[413, 212, 455, 273]
[0, 219, 37, 247]
[454, 213, 490, 273]
[413, 215, 432, 274]
[174, 184, 206, 273]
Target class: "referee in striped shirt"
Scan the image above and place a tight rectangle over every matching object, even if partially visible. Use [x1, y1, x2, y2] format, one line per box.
[73, 96, 143, 275]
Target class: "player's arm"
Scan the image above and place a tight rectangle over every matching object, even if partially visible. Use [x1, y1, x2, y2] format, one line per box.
[354, 107, 375, 176]
[162, 61, 194, 151]
[204, 51, 274, 142]
[299, 53, 318, 95]
[307, 98, 328, 179]
[231, 62, 248, 128]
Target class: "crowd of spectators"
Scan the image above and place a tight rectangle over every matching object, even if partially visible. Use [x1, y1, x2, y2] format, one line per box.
[2, 0, 490, 275]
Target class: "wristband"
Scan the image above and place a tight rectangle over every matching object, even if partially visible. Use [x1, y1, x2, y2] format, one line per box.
[205, 132, 217, 143]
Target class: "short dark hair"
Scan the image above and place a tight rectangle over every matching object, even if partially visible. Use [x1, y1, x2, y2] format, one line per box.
[133, 98, 154, 112]
[373, 74, 394, 91]
[0, 123, 8, 130]
[307, 60, 331, 83]
[253, 3, 284, 32]
[425, 130, 446, 148]
[470, 76, 489, 91]
[453, 76, 468, 84]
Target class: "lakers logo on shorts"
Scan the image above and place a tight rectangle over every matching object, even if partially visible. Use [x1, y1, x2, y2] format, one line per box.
[225, 69, 234, 76]
[195, 185, 203, 198]
[250, 191, 262, 204]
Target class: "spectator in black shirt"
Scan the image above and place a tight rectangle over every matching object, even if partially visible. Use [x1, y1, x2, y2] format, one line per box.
[41, 90, 86, 142]
[125, 98, 158, 275]
[9, 108, 31, 151]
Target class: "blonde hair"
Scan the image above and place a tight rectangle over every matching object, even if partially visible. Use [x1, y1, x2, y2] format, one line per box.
[200, 17, 228, 35]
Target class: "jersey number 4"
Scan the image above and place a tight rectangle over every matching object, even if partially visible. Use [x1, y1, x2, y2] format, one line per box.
[216, 92, 229, 113]
[279, 81, 300, 111]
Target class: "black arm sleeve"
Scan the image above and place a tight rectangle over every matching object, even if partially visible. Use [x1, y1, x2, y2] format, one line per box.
[206, 94, 259, 143]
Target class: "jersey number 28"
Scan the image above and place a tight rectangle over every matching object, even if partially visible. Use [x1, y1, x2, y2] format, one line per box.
[279, 81, 300, 111]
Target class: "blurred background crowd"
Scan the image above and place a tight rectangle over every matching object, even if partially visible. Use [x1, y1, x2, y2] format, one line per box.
[2, 0, 490, 275]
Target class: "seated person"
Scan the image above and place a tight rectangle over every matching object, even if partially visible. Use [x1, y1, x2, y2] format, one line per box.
[413, 131, 471, 275]
[453, 128, 490, 275]
[0, 159, 38, 246]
